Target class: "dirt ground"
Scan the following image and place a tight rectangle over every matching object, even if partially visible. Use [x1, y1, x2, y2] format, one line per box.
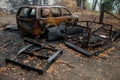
[0, 12, 120, 80]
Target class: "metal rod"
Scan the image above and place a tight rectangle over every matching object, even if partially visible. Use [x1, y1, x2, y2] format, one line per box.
[87, 18, 96, 28]
[87, 21, 89, 27]
[65, 41, 93, 57]
[47, 50, 63, 63]
[12, 44, 33, 60]
[5, 58, 44, 75]
[87, 28, 91, 48]
[109, 25, 113, 41]
[91, 24, 105, 35]
[78, 21, 112, 26]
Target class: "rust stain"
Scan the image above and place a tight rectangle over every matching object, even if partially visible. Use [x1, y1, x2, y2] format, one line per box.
[40, 16, 70, 28]
[33, 21, 41, 36]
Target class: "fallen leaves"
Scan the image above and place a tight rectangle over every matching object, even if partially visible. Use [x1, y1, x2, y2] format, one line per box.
[0, 11, 7, 16]
[23, 59, 29, 63]
[35, 61, 43, 69]
[56, 60, 75, 68]
[18, 77, 25, 80]
[27, 56, 36, 61]
[0, 67, 7, 72]
[97, 47, 115, 58]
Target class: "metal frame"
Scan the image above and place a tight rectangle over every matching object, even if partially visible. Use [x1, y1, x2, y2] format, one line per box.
[6, 39, 63, 74]
[65, 21, 113, 56]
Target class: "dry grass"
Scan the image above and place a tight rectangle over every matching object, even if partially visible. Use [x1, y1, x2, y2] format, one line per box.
[0, 11, 7, 16]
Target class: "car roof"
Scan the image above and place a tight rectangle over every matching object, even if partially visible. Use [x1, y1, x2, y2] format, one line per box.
[21, 5, 66, 8]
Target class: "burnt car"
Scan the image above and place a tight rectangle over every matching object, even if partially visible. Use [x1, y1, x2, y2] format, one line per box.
[16, 5, 79, 38]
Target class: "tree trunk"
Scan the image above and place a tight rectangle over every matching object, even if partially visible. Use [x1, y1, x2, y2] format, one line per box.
[83, 0, 86, 10]
[92, 0, 95, 10]
[76, 0, 86, 10]
[99, 0, 102, 11]
[33, 0, 38, 5]
[44, 0, 48, 5]
[23, 0, 29, 5]
[92, 0, 98, 11]
[76, 0, 81, 8]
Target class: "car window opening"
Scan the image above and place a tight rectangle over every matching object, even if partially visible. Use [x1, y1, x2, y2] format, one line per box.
[41, 8, 50, 18]
[51, 7, 61, 17]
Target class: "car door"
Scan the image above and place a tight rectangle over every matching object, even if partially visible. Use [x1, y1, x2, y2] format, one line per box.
[51, 7, 63, 25]
[61, 8, 72, 23]
[16, 7, 41, 36]
[39, 8, 56, 28]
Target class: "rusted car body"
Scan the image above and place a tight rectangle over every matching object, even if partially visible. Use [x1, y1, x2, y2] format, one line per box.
[16, 5, 78, 36]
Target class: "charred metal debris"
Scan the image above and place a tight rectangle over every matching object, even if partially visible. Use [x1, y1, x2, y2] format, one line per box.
[65, 20, 114, 57]
[3, 6, 120, 74]
[5, 20, 120, 74]
[4, 19, 120, 74]
[6, 37, 63, 75]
